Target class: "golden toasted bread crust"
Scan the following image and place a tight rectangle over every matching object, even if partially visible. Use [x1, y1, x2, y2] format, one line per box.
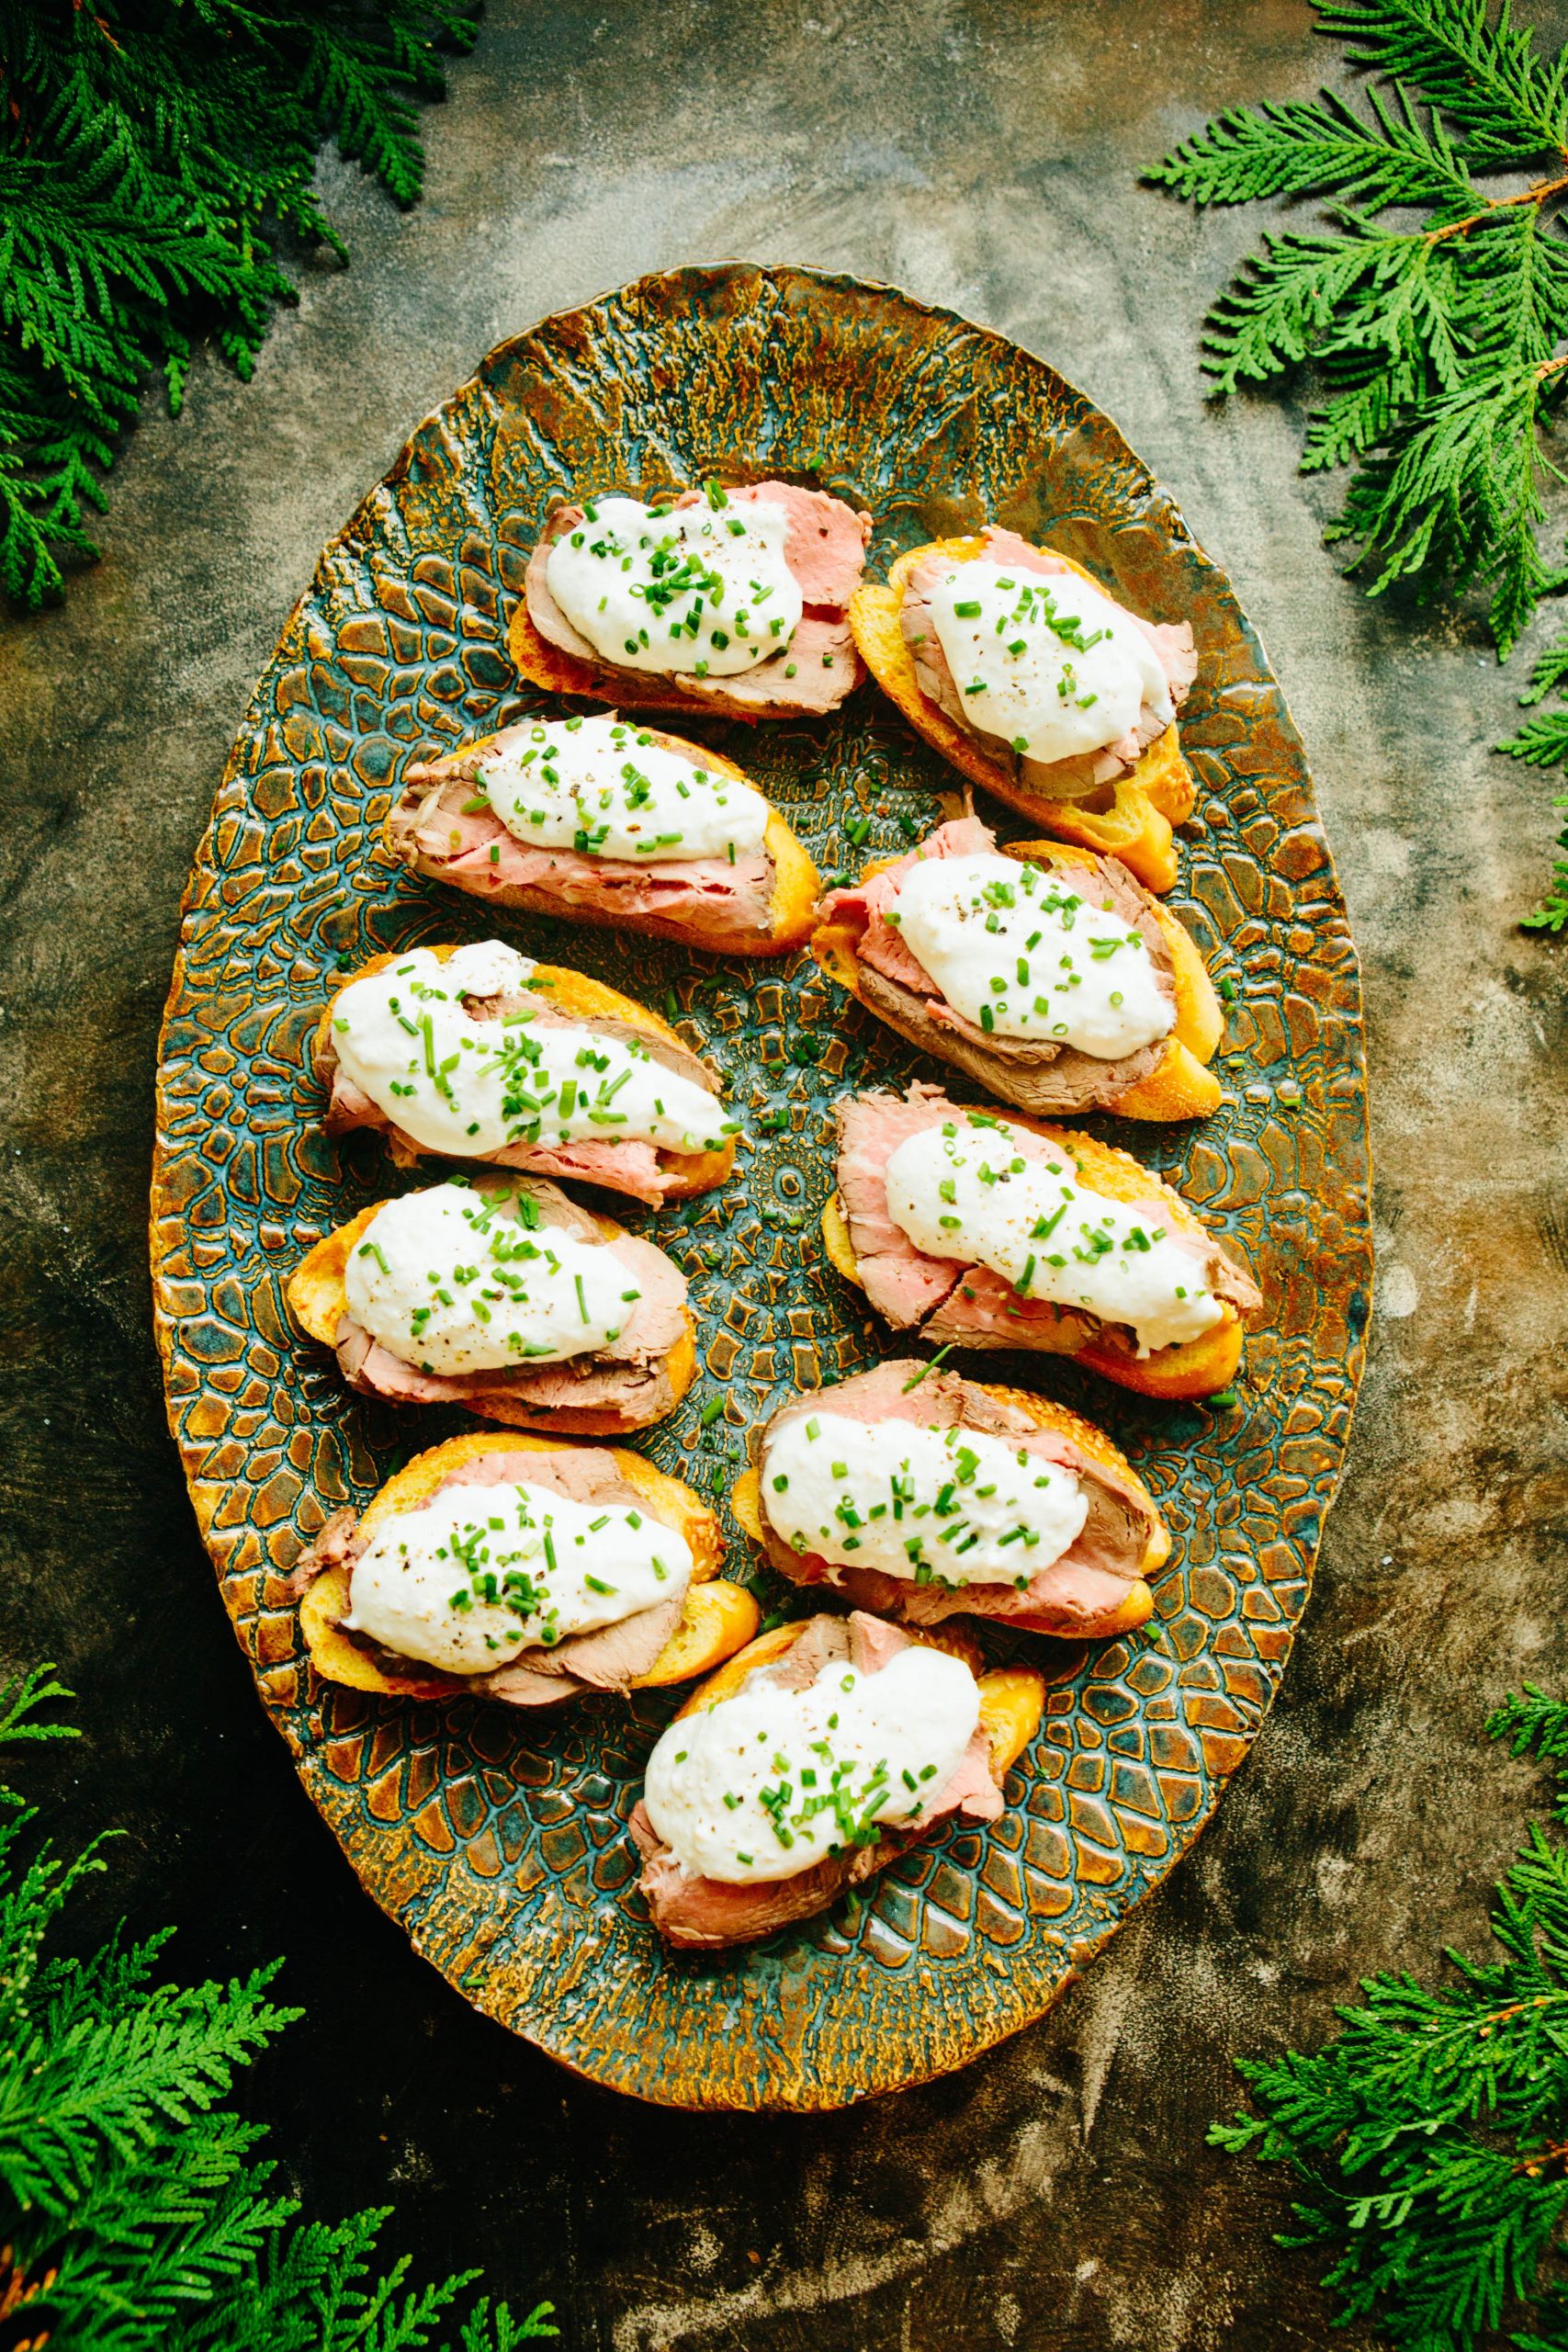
[848, 535, 1196, 892]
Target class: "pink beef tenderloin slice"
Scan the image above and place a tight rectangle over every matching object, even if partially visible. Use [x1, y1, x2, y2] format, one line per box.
[832, 1081, 1259, 1354]
[522, 481, 871, 718]
[899, 526, 1197, 795]
[631, 1612, 1005, 1951]
[816, 816, 1179, 1114]
[754, 1360, 1156, 1632]
[290, 1445, 686, 1706]
[317, 975, 725, 1209]
[328, 1174, 688, 1427]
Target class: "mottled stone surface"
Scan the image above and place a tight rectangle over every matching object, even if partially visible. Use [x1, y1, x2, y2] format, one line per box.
[2, 1, 1565, 2346]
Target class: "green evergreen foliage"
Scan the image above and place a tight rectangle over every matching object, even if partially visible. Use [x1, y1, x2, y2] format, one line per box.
[0, 0, 480, 610]
[1150, 0, 1568, 926]
[1499, 638, 1568, 926]
[1213, 1685, 1568, 2350]
[0, 1662, 558, 2351]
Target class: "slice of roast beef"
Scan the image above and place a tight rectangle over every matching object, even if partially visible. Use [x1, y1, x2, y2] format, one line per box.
[818, 816, 1177, 1115]
[382, 750, 777, 951]
[290, 1445, 683, 1706]
[834, 1081, 1255, 1353]
[330, 1175, 687, 1428]
[900, 526, 1197, 797]
[756, 1363, 1159, 1634]
[633, 1610, 1005, 1950]
[522, 482, 870, 718]
[317, 967, 727, 1206]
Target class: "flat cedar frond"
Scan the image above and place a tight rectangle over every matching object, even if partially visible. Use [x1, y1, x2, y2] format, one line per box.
[1214, 1686, 1568, 2345]
[1152, 0, 1568, 913]
[0, 1668, 549, 2346]
[0, 1660, 78, 1746]
[1315, 0, 1568, 159]
[1148, 81, 1480, 213]
[0, 0, 483, 610]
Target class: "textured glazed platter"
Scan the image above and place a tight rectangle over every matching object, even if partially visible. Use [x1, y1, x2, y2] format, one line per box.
[151, 262, 1370, 2111]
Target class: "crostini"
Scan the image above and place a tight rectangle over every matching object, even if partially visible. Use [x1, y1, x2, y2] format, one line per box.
[824, 1084, 1260, 1400]
[316, 940, 739, 1207]
[287, 1173, 695, 1436]
[508, 481, 871, 721]
[850, 526, 1196, 892]
[290, 1430, 759, 1706]
[630, 1610, 1043, 1950]
[733, 1361, 1168, 1640]
[384, 713, 820, 956]
[811, 815, 1224, 1122]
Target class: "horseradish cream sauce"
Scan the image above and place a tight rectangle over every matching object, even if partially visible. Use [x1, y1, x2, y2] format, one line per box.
[344, 1182, 637, 1376]
[330, 943, 736, 1159]
[642, 1645, 978, 1884]
[925, 558, 1171, 764]
[884, 1114, 1225, 1358]
[761, 1408, 1087, 1589]
[885, 853, 1173, 1059]
[545, 492, 802, 676]
[478, 714, 768, 864]
[346, 1477, 693, 1675]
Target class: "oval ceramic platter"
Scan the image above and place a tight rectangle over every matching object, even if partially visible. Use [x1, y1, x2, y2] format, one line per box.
[152, 263, 1370, 2111]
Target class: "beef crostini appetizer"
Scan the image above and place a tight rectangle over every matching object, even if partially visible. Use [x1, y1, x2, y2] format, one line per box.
[630, 1611, 1043, 1951]
[811, 816, 1224, 1122]
[508, 481, 871, 720]
[384, 715, 820, 956]
[287, 1174, 695, 1436]
[316, 941, 738, 1208]
[291, 1431, 758, 1707]
[734, 1361, 1168, 1642]
[850, 527, 1197, 892]
[824, 1085, 1260, 1400]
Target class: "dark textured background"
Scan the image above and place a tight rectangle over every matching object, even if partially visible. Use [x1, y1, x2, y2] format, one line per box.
[2, 3, 1565, 2345]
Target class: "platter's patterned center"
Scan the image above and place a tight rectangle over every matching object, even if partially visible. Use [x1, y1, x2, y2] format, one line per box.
[151, 264, 1369, 2110]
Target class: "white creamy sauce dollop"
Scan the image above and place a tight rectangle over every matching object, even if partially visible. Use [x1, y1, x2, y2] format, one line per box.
[642, 1645, 978, 1884]
[884, 1114, 1224, 1358]
[545, 492, 802, 676]
[346, 1476, 693, 1674]
[924, 558, 1171, 763]
[478, 714, 768, 865]
[344, 1182, 638, 1375]
[886, 853, 1173, 1059]
[761, 1408, 1087, 1589]
[330, 943, 736, 1159]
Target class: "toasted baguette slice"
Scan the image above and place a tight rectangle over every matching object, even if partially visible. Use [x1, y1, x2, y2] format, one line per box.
[286, 1195, 697, 1437]
[811, 838, 1224, 1123]
[733, 1374, 1169, 1640]
[507, 481, 870, 724]
[630, 1614, 1046, 1948]
[820, 1105, 1258, 1400]
[850, 535, 1196, 892]
[296, 1431, 758, 1703]
[315, 946, 736, 1202]
[383, 726, 820, 956]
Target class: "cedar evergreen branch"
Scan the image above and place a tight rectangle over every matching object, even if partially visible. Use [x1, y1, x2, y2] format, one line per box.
[0, 0, 480, 611]
[1149, 0, 1568, 930]
[1213, 1686, 1568, 2351]
[0, 1662, 558, 2351]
